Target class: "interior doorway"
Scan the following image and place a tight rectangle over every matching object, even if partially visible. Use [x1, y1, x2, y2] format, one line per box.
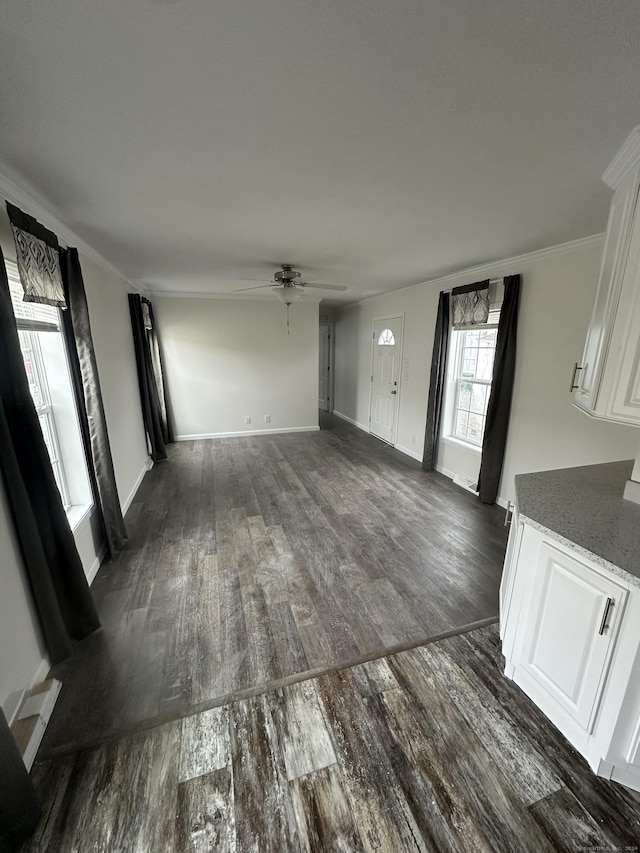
[319, 324, 332, 412]
[369, 316, 404, 444]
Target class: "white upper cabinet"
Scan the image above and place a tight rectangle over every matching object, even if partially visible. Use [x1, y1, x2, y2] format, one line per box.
[573, 127, 640, 425]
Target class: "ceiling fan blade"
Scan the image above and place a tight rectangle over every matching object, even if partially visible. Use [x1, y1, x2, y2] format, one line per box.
[301, 282, 348, 292]
[234, 277, 274, 283]
[234, 284, 275, 292]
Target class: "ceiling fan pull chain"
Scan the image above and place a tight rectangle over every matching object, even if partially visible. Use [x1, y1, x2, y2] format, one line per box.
[287, 302, 291, 335]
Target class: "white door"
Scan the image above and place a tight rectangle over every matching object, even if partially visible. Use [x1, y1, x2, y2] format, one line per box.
[319, 325, 330, 411]
[370, 317, 403, 443]
[518, 542, 626, 732]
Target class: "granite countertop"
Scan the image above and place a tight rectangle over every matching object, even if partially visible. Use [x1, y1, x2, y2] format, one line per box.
[515, 460, 640, 583]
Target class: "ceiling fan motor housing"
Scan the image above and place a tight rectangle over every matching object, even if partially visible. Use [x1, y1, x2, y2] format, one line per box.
[274, 264, 301, 285]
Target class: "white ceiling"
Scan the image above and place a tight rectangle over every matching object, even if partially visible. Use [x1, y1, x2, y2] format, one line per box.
[1, 0, 640, 305]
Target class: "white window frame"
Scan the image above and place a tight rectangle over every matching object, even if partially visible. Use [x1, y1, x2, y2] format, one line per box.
[444, 307, 501, 451]
[18, 328, 72, 509]
[6, 261, 93, 526]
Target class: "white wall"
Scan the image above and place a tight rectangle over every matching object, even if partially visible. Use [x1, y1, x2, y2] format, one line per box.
[0, 484, 47, 721]
[0, 207, 148, 715]
[334, 238, 640, 504]
[154, 296, 319, 438]
[334, 287, 439, 459]
[78, 254, 149, 510]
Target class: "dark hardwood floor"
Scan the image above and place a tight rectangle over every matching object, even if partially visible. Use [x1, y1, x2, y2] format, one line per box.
[21, 417, 640, 850]
[40, 415, 508, 757]
[23, 625, 640, 852]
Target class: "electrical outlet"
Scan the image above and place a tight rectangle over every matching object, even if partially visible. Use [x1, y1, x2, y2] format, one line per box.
[264, 415, 271, 423]
[245, 416, 252, 425]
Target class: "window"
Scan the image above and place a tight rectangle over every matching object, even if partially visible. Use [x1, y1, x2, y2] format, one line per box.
[448, 308, 500, 448]
[6, 262, 92, 520]
[18, 326, 71, 507]
[377, 328, 396, 346]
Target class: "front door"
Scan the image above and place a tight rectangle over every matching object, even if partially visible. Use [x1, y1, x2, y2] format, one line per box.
[370, 317, 403, 443]
[319, 325, 330, 411]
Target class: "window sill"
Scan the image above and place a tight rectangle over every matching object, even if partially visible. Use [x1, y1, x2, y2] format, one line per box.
[441, 435, 482, 456]
[66, 502, 93, 533]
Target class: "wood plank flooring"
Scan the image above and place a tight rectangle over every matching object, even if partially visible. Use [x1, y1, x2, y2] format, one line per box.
[22, 625, 640, 852]
[40, 416, 508, 757]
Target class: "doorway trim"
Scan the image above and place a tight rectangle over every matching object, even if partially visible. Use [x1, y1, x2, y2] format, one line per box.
[368, 314, 405, 446]
[319, 322, 334, 413]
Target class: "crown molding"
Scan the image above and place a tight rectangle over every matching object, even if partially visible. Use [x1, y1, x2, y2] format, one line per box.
[602, 125, 640, 189]
[152, 289, 323, 303]
[0, 166, 148, 295]
[348, 232, 605, 308]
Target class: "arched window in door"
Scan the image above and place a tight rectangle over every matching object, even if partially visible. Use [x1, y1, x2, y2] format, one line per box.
[378, 328, 396, 346]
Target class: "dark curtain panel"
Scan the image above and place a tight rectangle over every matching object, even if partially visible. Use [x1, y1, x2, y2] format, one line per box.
[146, 300, 174, 444]
[59, 248, 128, 558]
[422, 291, 450, 470]
[0, 247, 100, 664]
[477, 274, 522, 504]
[0, 708, 41, 852]
[128, 294, 173, 462]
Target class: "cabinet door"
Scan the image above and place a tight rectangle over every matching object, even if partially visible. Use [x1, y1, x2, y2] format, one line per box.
[518, 542, 627, 732]
[604, 208, 640, 423]
[574, 167, 640, 415]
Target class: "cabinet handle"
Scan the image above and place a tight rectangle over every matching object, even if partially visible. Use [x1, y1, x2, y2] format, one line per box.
[569, 362, 583, 392]
[504, 500, 513, 526]
[598, 597, 614, 635]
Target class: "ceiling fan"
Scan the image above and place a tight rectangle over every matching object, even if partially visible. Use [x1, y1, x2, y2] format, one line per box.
[234, 264, 347, 303]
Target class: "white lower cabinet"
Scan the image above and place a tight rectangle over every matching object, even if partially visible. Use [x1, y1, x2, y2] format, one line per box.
[516, 542, 626, 731]
[502, 518, 640, 791]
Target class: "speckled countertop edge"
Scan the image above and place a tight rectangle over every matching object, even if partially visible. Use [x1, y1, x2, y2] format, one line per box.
[514, 459, 640, 585]
[518, 512, 640, 589]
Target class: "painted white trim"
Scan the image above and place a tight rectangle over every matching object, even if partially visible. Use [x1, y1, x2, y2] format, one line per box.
[67, 502, 93, 533]
[395, 444, 423, 462]
[347, 233, 605, 309]
[175, 426, 320, 441]
[436, 462, 510, 509]
[610, 761, 640, 793]
[435, 462, 457, 481]
[121, 456, 153, 515]
[332, 410, 370, 432]
[153, 290, 323, 302]
[602, 125, 640, 189]
[332, 410, 357, 426]
[441, 435, 482, 456]
[0, 166, 148, 296]
[6, 657, 51, 728]
[86, 543, 108, 587]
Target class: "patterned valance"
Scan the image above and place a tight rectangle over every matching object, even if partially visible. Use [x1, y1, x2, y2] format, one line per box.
[451, 280, 490, 329]
[6, 202, 66, 309]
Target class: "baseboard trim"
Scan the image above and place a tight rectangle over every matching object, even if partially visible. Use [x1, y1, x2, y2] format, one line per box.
[332, 411, 370, 432]
[435, 462, 456, 480]
[175, 426, 320, 440]
[395, 443, 423, 463]
[121, 456, 153, 515]
[86, 543, 108, 587]
[333, 415, 423, 464]
[436, 462, 510, 508]
[6, 657, 51, 728]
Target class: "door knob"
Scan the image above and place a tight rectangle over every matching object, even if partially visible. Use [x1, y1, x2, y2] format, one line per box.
[391, 390, 397, 395]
